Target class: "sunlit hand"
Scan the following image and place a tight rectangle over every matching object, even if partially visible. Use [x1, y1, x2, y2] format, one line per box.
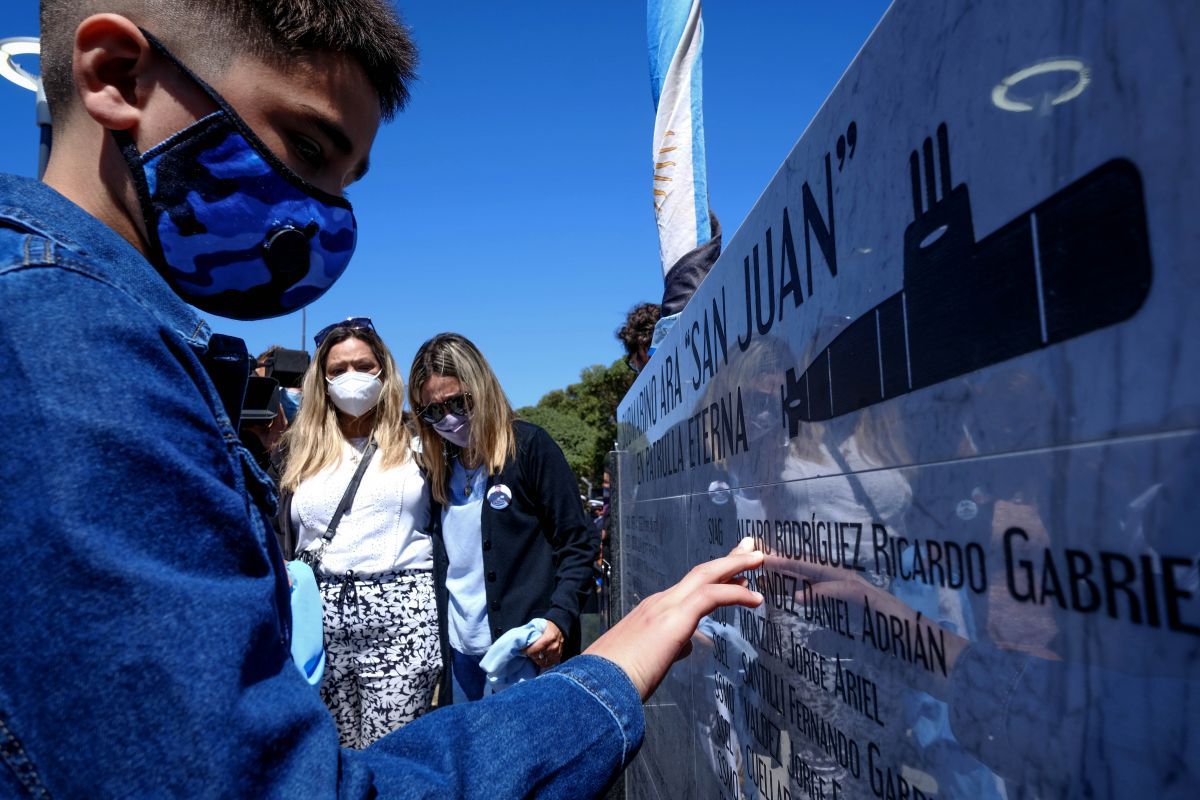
[585, 537, 765, 700]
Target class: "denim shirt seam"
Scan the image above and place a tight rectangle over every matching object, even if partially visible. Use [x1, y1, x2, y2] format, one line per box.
[23, 234, 43, 267]
[545, 672, 632, 764]
[0, 203, 88, 253]
[53, 250, 211, 351]
[183, 317, 209, 348]
[0, 708, 51, 799]
[547, 657, 642, 764]
[0, 248, 210, 353]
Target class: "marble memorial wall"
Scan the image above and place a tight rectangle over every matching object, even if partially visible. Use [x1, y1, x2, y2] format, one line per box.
[614, 1, 1200, 798]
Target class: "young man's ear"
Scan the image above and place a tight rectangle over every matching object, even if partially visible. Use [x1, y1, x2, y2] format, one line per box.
[72, 14, 154, 132]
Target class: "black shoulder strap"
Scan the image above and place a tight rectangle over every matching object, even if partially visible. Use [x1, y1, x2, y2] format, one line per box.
[275, 490, 297, 560]
[318, 439, 378, 546]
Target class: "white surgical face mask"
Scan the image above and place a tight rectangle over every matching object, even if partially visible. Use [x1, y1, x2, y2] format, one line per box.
[326, 370, 383, 418]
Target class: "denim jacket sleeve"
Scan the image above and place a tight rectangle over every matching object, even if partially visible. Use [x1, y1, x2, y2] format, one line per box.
[357, 655, 645, 799]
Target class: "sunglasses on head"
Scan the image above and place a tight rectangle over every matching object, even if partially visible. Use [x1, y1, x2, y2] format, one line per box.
[314, 317, 375, 348]
[419, 393, 471, 425]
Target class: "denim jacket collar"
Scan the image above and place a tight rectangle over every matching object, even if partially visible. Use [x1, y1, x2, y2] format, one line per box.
[0, 172, 211, 352]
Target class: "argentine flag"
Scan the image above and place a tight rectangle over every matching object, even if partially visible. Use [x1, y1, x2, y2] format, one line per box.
[648, 0, 712, 277]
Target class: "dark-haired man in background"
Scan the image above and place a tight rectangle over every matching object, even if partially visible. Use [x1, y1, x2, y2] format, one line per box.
[619, 214, 723, 373]
[0, 2, 764, 797]
[617, 301, 660, 373]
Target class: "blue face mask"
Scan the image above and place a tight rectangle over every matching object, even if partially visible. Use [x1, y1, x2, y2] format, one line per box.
[280, 387, 303, 424]
[115, 31, 357, 320]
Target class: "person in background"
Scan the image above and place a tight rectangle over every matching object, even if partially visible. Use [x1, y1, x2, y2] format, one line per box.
[259, 345, 310, 423]
[257, 347, 289, 434]
[598, 470, 612, 557]
[256, 344, 281, 377]
[276, 317, 440, 746]
[408, 332, 596, 701]
[239, 374, 286, 480]
[617, 302, 660, 373]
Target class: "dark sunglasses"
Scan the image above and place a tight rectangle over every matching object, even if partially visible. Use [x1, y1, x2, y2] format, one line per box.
[624, 355, 642, 373]
[314, 317, 375, 348]
[419, 393, 472, 425]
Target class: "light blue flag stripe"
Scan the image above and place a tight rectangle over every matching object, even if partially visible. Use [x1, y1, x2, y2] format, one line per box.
[648, 0, 712, 271]
[647, 0, 690, 107]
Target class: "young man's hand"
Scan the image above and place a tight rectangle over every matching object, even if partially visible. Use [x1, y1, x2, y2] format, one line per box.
[584, 538, 764, 700]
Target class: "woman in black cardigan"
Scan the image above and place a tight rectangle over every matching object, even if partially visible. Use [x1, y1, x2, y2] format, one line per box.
[408, 332, 595, 702]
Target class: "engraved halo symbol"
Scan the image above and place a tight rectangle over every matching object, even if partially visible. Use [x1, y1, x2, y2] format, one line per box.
[991, 58, 1091, 112]
[0, 37, 40, 93]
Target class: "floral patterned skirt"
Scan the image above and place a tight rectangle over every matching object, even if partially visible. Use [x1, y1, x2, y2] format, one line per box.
[317, 568, 442, 748]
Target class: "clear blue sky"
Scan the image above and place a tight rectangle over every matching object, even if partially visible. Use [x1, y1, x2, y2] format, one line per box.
[0, 1, 889, 407]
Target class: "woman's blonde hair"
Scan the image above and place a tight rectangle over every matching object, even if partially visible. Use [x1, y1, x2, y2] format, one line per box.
[408, 333, 516, 505]
[280, 327, 412, 492]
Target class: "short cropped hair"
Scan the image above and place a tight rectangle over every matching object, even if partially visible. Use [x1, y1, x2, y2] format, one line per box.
[616, 302, 660, 357]
[40, 0, 418, 121]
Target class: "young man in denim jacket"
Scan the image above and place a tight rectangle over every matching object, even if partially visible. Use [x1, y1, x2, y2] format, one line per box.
[0, 2, 765, 797]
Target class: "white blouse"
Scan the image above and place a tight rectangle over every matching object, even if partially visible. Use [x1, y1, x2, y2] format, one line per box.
[291, 437, 432, 576]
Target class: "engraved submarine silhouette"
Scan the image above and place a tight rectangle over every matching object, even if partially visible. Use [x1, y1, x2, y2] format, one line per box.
[783, 122, 1152, 433]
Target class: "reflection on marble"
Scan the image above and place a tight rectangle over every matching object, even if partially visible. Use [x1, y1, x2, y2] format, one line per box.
[617, 0, 1200, 797]
[628, 434, 1200, 799]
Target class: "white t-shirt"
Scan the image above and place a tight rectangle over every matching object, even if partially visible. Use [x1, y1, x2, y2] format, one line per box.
[291, 437, 432, 576]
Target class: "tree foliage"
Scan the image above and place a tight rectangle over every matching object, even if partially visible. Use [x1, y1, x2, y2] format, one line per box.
[516, 405, 601, 480]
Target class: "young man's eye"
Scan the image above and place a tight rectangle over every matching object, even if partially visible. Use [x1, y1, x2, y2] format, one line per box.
[290, 134, 324, 168]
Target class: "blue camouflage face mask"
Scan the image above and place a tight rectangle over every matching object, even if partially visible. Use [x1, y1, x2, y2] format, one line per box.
[114, 31, 357, 320]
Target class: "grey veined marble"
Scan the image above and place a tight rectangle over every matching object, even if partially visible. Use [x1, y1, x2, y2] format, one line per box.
[614, 0, 1200, 798]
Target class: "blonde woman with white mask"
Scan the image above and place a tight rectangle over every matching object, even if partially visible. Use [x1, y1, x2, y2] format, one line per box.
[277, 318, 439, 748]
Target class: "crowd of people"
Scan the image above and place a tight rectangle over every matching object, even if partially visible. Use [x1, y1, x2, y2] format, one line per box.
[0, 1, 769, 797]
